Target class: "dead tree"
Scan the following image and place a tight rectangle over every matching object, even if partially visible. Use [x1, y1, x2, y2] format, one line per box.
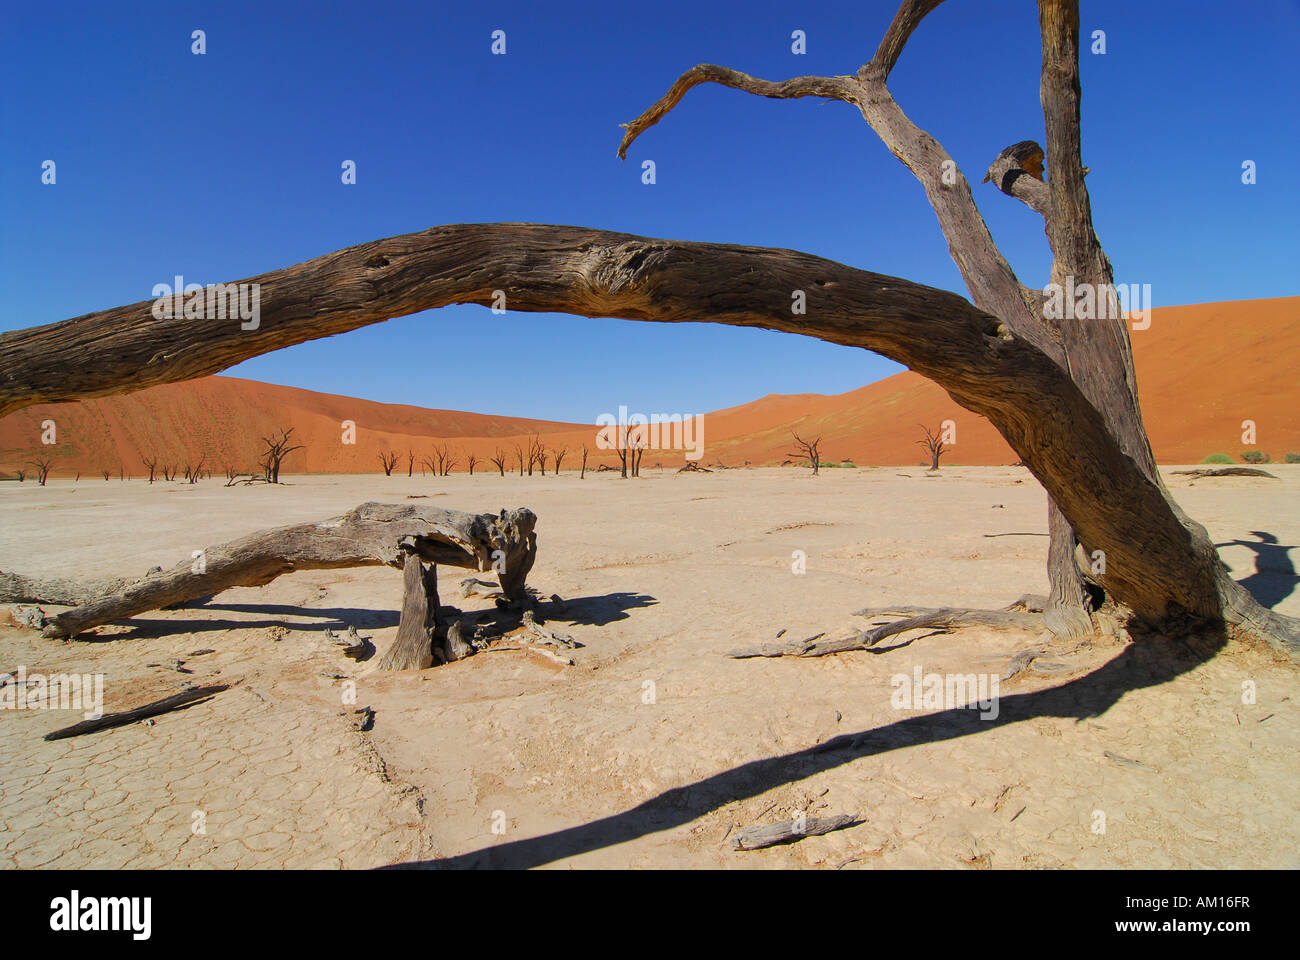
[917, 423, 946, 471]
[526, 434, 544, 476]
[551, 446, 568, 474]
[466, 452, 479, 475]
[0, 1, 1293, 655]
[15, 469, 25, 482]
[407, 449, 415, 477]
[7, 503, 538, 663]
[580, 444, 589, 479]
[261, 428, 303, 483]
[489, 449, 508, 477]
[101, 469, 110, 481]
[513, 443, 526, 477]
[161, 464, 175, 482]
[30, 458, 52, 486]
[428, 442, 456, 477]
[379, 450, 400, 476]
[630, 430, 647, 478]
[789, 432, 822, 476]
[143, 455, 158, 484]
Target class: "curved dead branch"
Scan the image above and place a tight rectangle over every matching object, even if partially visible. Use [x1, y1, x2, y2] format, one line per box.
[616, 65, 858, 160]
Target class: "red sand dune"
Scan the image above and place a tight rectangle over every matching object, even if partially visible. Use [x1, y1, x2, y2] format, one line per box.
[1, 297, 1295, 477]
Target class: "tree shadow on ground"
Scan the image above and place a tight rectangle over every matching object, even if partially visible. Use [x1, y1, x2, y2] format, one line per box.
[76, 592, 658, 640]
[549, 592, 659, 627]
[1216, 531, 1298, 610]
[382, 629, 1225, 869]
[85, 605, 400, 639]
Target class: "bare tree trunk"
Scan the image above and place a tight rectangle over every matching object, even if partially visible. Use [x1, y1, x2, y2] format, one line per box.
[378, 551, 439, 671]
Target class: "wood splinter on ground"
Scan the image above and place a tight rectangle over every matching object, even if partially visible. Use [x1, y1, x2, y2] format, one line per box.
[43, 684, 231, 741]
[731, 814, 857, 851]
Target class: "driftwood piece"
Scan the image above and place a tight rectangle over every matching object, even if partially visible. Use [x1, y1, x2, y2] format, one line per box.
[8, 605, 47, 630]
[522, 609, 578, 649]
[731, 814, 856, 851]
[726, 606, 1043, 659]
[43, 684, 230, 741]
[459, 577, 503, 600]
[442, 617, 475, 663]
[25, 502, 537, 640]
[1172, 467, 1278, 479]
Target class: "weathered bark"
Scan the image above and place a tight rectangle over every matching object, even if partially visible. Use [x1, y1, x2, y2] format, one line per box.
[379, 551, 438, 671]
[25, 502, 536, 640]
[731, 814, 857, 851]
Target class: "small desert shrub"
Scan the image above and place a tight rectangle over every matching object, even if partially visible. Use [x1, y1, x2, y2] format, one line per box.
[840, 461, 857, 468]
[1201, 453, 1235, 464]
[1285, 452, 1300, 464]
[1241, 451, 1271, 464]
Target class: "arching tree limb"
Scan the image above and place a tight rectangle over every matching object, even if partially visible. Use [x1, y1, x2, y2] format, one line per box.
[2, 222, 1288, 651]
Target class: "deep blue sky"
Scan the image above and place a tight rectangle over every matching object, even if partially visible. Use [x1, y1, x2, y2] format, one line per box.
[3, 1, 1297, 422]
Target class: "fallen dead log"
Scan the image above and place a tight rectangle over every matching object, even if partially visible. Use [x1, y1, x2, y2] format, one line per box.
[726, 606, 1043, 659]
[1172, 467, 1278, 479]
[731, 814, 857, 850]
[21, 502, 537, 641]
[43, 684, 231, 741]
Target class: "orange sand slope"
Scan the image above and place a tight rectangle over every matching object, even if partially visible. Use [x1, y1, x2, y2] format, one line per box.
[1, 297, 1295, 475]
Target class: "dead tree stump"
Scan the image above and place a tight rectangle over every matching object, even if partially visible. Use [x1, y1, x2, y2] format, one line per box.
[379, 548, 440, 671]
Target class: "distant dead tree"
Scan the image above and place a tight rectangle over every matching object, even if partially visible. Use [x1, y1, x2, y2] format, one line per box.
[489, 448, 508, 477]
[526, 434, 545, 476]
[551, 445, 568, 474]
[260, 427, 304, 483]
[428, 443, 456, 476]
[379, 450, 400, 476]
[30, 457, 53, 486]
[466, 452, 479, 475]
[161, 464, 175, 481]
[513, 442, 526, 477]
[580, 444, 589, 479]
[917, 423, 946, 471]
[101, 469, 110, 481]
[183, 454, 206, 483]
[407, 449, 415, 477]
[143, 455, 158, 483]
[789, 432, 823, 476]
[15, 469, 25, 482]
[629, 427, 647, 478]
